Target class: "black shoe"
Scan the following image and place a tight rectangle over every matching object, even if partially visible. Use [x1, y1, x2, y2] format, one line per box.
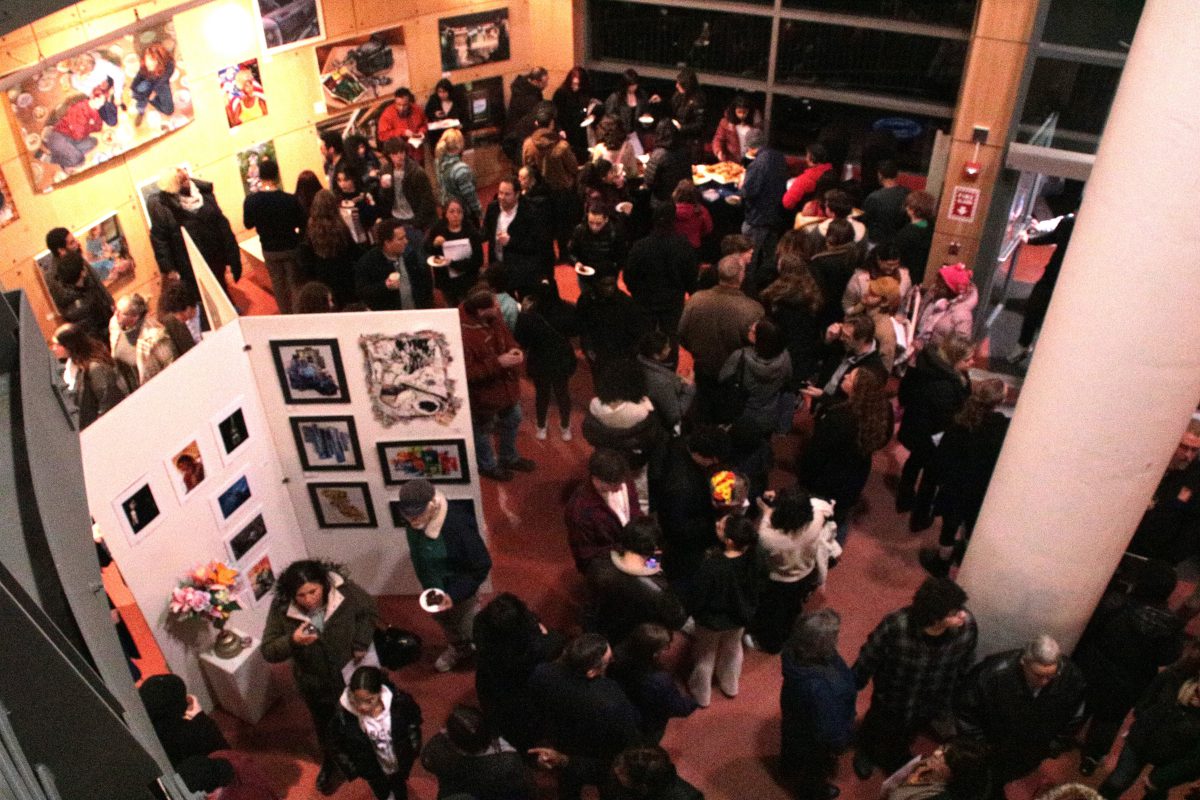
[502, 456, 536, 472]
[919, 548, 951, 577]
[909, 511, 934, 533]
[315, 762, 343, 795]
[1079, 756, 1099, 777]
[479, 465, 514, 481]
[853, 751, 875, 780]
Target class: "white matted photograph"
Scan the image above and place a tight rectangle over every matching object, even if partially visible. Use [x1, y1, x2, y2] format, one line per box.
[112, 476, 163, 546]
[164, 435, 210, 503]
[211, 398, 252, 465]
[210, 472, 253, 527]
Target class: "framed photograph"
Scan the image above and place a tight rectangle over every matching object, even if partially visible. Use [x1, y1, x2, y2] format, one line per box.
[32, 211, 136, 288]
[211, 400, 251, 465]
[438, 8, 510, 72]
[0, 166, 19, 230]
[211, 473, 253, 525]
[377, 440, 469, 485]
[164, 436, 209, 503]
[112, 477, 162, 545]
[271, 338, 349, 404]
[245, 552, 276, 605]
[236, 139, 277, 195]
[308, 482, 377, 528]
[219, 58, 268, 128]
[359, 332, 461, 427]
[1, 16, 194, 192]
[314, 26, 410, 112]
[291, 416, 363, 471]
[255, 0, 325, 54]
[226, 512, 268, 563]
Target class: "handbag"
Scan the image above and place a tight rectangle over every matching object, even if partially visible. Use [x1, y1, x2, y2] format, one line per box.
[714, 350, 750, 424]
[373, 626, 422, 670]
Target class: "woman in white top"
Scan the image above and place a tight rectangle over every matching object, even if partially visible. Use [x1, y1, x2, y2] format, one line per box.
[329, 665, 423, 800]
[744, 488, 840, 654]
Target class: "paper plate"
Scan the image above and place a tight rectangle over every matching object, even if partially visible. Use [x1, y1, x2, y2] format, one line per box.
[427, 256, 448, 268]
[637, 114, 654, 126]
[580, 116, 595, 128]
[419, 588, 446, 612]
[615, 201, 633, 214]
[575, 264, 596, 276]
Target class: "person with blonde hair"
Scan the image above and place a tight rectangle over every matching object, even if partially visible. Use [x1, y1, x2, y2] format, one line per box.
[147, 165, 241, 298]
[435, 128, 481, 223]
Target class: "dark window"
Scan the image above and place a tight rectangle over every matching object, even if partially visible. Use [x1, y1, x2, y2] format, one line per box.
[588, 0, 772, 80]
[1020, 57, 1122, 152]
[775, 20, 966, 103]
[1041, 0, 1144, 50]
[781, 0, 975, 29]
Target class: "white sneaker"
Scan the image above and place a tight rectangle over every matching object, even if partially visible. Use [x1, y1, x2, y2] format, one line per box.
[535, 426, 548, 440]
[560, 426, 572, 441]
[434, 646, 460, 673]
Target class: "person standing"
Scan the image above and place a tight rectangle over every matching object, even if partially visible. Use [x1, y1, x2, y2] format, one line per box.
[353, 219, 433, 311]
[243, 158, 305, 313]
[860, 160, 910, 246]
[328, 665, 422, 800]
[376, 139, 437, 238]
[460, 287, 536, 481]
[852, 577, 978, 778]
[514, 279, 578, 441]
[483, 176, 553, 297]
[156, 281, 199, 358]
[435, 129, 482, 225]
[109, 293, 177, 385]
[45, 244, 114, 340]
[52, 322, 136, 428]
[565, 449, 643, 574]
[421, 705, 535, 800]
[393, 479, 492, 673]
[261, 560, 379, 796]
[148, 166, 242, 299]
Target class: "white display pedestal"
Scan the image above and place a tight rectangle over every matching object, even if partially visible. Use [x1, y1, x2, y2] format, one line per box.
[198, 630, 277, 724]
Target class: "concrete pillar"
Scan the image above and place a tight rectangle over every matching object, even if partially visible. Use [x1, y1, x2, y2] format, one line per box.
[957, 0, 1200, 656]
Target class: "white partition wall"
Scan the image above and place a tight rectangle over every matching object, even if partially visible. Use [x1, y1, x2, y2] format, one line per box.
[80, 323, 308, 707]
[239, 310, 484, 596]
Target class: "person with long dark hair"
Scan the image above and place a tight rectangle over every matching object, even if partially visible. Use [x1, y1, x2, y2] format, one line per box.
[297, 189, 364, 308]
[261, 559, 379, 795]
[711, 94, 762, 163]
[328, 665, 422, 800]
[881, 738, 994, 800]
[608, 623, 698, 742]
[644, 119, 692, 212]
[553, 66, 595, 161]
[52, 322, 136, 428]
[515, 279, 579, 441]
[332, 166, 380, 246]
[668, 67, 706, 156]
[424, 78, 468, 149]
[294, 170, 324, 222]
[603, 68, 650, 155]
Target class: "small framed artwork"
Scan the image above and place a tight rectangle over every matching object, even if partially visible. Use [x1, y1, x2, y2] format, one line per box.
[377, 440, 469, 485]
[113, 477, 163, 545]
[308, 482, 378, 529]
[164, 436, 210, 503]
[245, 552, 277, 605]
[212, 400, 251, 465]
[226, 512, 269, 564]
[290, 416, 363, 471]
[211, 473, 253, 526]
[271, 339, 350, 404]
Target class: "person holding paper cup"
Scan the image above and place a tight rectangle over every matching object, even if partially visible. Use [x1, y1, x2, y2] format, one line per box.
[395, 479, 493, 673]
[262, 559, 379, 796]
[377, 88, 428, 166]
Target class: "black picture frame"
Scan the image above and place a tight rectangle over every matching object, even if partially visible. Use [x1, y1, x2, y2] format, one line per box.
[308, 482, 378, 528]
[290, 416, 364, 471]
[270, 338, 350, 404]
[376, 439, 470, 485]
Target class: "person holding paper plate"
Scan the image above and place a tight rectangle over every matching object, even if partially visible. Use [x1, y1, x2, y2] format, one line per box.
[424, 79, 467, 149]
[427, 197, 483, 306]
[262, 559, 379, 796]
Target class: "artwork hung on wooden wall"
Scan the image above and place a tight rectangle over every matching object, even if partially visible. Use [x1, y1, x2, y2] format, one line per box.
[32, 211, 136, 287]
[315, 26, 410, 112]
[438, 9, 511, 72]
[359, 331, 462, 427]
[255, 0, 326, 54]
[219, 58, 268, 129]
[0, 167, 18, 229]
[2, 16, 193, 192]
[236, 140, 278, 195]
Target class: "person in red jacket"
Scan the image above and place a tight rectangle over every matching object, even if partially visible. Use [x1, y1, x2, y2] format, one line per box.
[460, 286, 536, 481]
[377, 88, 429, 165]
[782, 142, 834, 212]
[565, 448, 643, 573]
[46, 97, 103, 170]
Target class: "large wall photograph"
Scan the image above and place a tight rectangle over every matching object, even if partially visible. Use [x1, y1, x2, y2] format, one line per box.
[3, 17, 193, 192]
[314, 27, 410, 112]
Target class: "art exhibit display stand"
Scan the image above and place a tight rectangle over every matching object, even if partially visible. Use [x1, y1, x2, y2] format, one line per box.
[80, 309, 482, 711]
[198, 630, 279, 724]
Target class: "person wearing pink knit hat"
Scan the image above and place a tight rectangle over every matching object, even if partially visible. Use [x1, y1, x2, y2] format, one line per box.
[911, 262, 978, 358]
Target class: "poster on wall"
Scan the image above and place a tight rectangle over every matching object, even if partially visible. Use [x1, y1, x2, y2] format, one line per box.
[0, 167, 19, 229]
[438, 8, 510, 72]
[255, 0, 325, 54]
[315, 98, 391, 148]
[219, 59, 268, 128]
[3, 17, 193, 192]
[377, 440, 469, 485]
[359, 332, 462, 427]
[32, 211, 136, 287]
[113, 477, 162, 545]
[290, 416, 363, 470]
[308, 482, 377, 528]
[236, 140, 277, 195]
[271, 339, 350, 404]
[314, 27, 410, 112]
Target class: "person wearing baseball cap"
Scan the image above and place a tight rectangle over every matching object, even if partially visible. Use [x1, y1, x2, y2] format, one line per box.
[395, 479, 492, 672]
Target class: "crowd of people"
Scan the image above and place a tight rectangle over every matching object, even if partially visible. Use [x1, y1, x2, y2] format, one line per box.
[43, 64, 1200, 800]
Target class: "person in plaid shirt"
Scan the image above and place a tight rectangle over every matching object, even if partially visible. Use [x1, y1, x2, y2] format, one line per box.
[852, 577, 978, 777]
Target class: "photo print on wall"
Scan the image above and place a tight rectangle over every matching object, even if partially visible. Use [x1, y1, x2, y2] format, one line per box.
[271, 339, 350, 404]
[438, 8, 510, 72]
[377, 440, 469, 485]
[212, 400, 251, 464]
[165, 437, 208, 503]
[359, 331, 461, 427]
[314, 26, 410, 111]
[219, 58, 268, 128]
[212, 473, 253, 524]
[308, 482, 378, 529]
[226, 512, 268, 563]
[113, 477, 162, 545]
[255, 0, 325, 54]
[32, 211, 136, 287]
[0, 167, 18, 229]
[236, 139, 277, 195]
[2, 15, 193, 192]
[290, 416, 364, 470]
[246, 553, 276, 604]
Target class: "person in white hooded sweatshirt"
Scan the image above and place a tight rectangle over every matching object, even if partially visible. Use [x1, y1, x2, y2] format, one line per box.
[328, 665, 422, 800]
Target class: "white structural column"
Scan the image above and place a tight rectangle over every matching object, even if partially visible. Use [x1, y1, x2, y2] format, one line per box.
[958, 0, 1200, 655]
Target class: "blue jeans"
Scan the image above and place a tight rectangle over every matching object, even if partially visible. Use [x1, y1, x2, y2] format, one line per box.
[132, 75, 174, 115]
[45, 129, 97, 168]
[473, 403, 521, 471]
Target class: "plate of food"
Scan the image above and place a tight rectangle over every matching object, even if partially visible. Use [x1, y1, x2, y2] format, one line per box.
[702, 188, 721, 203]
[580, 115, 595, 128]
[638, 114, 654, 126]
[615, 201, 633, 215]
[691, 164, 711, 185]
[427, 255, 448, 268]
[724, 194, 743, 206]
[706, 161, 746, 185]
[575, 264, 596, 277]
[419, 588, 447, 612]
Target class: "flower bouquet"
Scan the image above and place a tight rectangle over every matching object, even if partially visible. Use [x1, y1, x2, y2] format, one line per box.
[169, 561, 244, 658]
